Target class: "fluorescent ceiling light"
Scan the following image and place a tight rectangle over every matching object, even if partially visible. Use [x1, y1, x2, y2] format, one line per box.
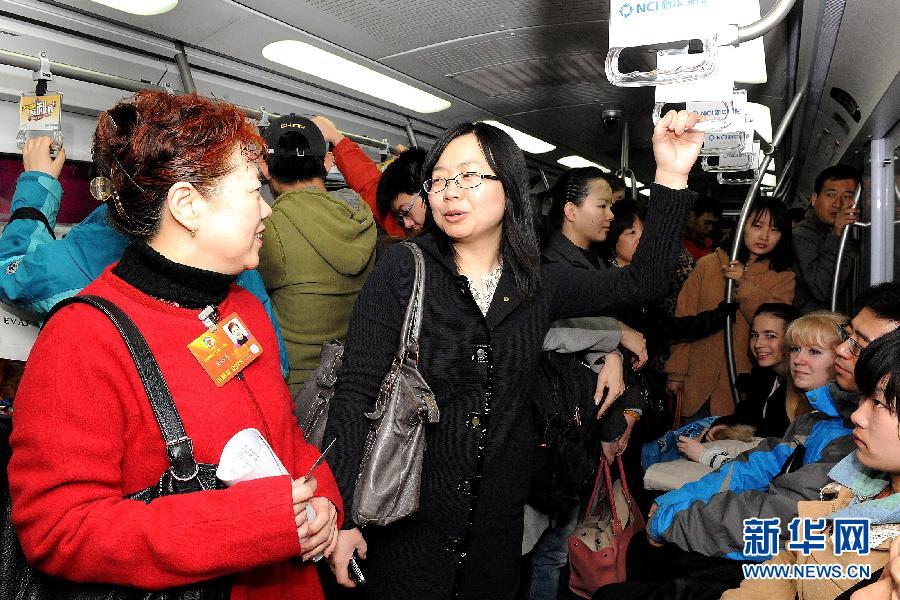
[263, 40, 451, 114]
[639, 189, 651, 197]
[86, 0, 177, 15]
[481, 121, 556, 154]
[557, 155, 609, 170]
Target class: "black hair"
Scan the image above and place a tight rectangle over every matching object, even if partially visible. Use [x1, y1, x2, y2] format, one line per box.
[422, 122, 541, 300]
[692, 195, 722, 218]
[376, 148, 427, 220]
[855, 330, 900, 413]
[814, 164, 861, 195]
[788, 206, 806, 225]
[854, 282, 900, 322]
[735, 197, 793, 272]
[605, 175, 627, 194]
[599, 198, 646, 261]
[753, 302, 801, 325]
[546, 167, 609, 233]
[266, 130, 328, 184]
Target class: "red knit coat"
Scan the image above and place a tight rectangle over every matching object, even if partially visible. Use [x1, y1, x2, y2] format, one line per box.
[9, 267, 343, 599]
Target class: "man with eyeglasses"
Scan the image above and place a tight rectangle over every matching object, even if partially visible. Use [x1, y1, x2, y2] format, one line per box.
[375, 148, 428, 235]
[619, 283, 900, 597]
[833, 282, 900, 393]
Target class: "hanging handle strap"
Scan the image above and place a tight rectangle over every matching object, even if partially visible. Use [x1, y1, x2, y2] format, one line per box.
[47, 295, 200, 481]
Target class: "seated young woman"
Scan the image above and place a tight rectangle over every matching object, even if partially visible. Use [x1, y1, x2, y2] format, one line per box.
[676, 310, 844, 472]
[722, 330, 900, 600]
[643, 304, 797, 486]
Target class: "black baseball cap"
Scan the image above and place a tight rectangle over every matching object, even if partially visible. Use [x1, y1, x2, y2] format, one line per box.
[263, 114, 328, 158]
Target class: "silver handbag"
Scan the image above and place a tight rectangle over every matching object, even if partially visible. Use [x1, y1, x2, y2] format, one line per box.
[352, 242, 440, 527]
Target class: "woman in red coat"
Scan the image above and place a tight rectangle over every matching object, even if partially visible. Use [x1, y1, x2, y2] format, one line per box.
[8, 91, 341, 599]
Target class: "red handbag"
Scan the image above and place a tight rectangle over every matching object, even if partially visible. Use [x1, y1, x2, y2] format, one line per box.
[567, 455, 645, 598]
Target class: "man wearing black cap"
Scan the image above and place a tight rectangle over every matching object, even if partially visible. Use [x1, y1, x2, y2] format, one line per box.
[257, 114, 376, 392]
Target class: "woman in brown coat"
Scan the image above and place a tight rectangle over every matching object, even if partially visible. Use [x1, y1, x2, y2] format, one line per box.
[666, 198, 796, 419]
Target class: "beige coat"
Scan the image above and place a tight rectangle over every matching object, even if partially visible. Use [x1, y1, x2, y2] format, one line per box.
[721, 486, 891, 600]
[666, 248, 795, 416]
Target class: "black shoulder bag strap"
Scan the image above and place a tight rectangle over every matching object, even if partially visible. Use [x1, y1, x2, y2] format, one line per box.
[47, 295, 200, 480]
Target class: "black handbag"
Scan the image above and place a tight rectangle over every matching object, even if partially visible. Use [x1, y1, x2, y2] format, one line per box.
[1, 295, 230, 600]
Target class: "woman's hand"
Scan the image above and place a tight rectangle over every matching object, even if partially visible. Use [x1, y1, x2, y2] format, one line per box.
[22, 137, 66, 179]
[666, 379, 684, 397]
[292, 476, 317, 538]
[677, 434, 705, 463]
[595, 353, 625, 417]
[620, 324, 648, 370]
[328, 528, 368, 588]
[652, 110, 704, 190]
[722, 260, 746, 284]
[617, 411, 638, 455]
[300, 497, 339, 561]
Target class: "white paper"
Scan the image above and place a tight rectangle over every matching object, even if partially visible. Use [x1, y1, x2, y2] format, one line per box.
[216, 429, 325, 561]
[0, 301, 41, 361]
[216, 428, 288, 486]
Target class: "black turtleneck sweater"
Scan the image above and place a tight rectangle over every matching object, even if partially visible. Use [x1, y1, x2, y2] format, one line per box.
[112, 242, 236, 309]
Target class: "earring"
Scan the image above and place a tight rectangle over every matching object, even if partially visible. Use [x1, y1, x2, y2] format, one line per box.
[189, 228, 196, 239]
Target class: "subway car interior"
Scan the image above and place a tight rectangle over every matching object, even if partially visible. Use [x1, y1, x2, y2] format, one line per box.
[0, 0, 899, 597]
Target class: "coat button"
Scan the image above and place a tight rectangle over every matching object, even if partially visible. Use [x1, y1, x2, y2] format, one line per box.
[466, 412, 487, 430]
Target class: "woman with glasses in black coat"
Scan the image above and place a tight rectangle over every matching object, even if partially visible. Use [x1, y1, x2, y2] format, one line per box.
[325, 111, 705, 599]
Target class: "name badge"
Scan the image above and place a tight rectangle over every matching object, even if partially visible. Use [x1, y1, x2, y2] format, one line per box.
[188, 312, 263, 386]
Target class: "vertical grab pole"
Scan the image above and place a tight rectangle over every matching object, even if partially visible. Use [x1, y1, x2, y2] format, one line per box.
[404, 120, 419, 148]
[724, 88, 806, 406]
[829, 183, 862, 311]
[174, 42, 196, 94]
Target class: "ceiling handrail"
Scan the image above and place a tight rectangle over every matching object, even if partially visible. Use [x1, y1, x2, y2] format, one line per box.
[0, 48, 402, 155]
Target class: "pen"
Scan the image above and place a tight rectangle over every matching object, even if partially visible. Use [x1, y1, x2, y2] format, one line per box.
[302, 438, 336, 481]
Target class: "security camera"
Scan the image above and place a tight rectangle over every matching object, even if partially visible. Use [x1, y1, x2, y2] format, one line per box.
[601, 109, 623, 128]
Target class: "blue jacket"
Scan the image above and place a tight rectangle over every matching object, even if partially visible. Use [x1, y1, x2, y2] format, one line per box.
[649, 382, 857, 561]
[0, 171, 290, 377]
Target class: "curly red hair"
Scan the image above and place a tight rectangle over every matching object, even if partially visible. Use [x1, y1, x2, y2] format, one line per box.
[92, 91, 264, 239]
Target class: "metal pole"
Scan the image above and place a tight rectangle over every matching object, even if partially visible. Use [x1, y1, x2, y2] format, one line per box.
[537, 167, 550, 192]
[0, 48, 165, 93]
[829, 183, 862, 311]
[869, 139, 895, 285]
[239, 106, 403, 155]
[771, 155, 795, 199]
[734, 0, 799, 44]
[620, 120, 630, 173]
[724, 88, 806, 405]
[174, 42, 196, 94]
[404, 121, 419, 148]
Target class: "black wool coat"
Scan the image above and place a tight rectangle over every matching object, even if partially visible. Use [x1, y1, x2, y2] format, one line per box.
[324, 184, 695, 599]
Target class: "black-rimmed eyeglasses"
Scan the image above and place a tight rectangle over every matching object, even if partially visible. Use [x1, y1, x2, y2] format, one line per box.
[835, 323, 865, 356]
[423, 170, 501, 194]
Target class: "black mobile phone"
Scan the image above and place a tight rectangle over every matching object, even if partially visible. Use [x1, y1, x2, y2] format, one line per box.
[348, 553, 366, 586]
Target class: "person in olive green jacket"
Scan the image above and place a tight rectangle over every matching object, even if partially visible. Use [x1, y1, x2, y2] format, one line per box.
[258, 114, 376, 392]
